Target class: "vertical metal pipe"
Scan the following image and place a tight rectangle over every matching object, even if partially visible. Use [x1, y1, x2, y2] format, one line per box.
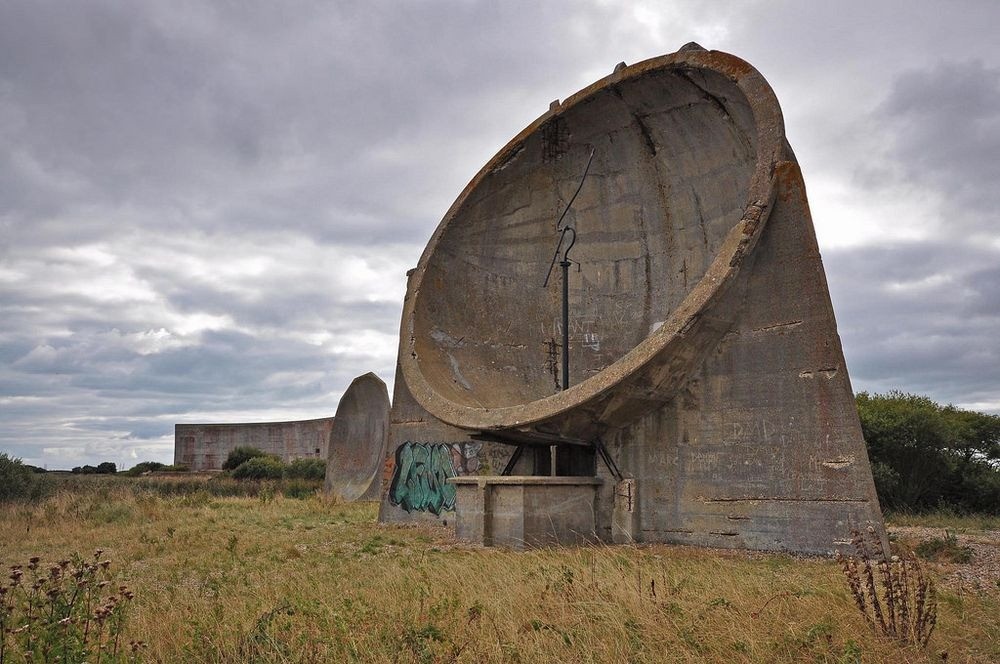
[560, 259, 570, 391]
[555, 258, 571, 477]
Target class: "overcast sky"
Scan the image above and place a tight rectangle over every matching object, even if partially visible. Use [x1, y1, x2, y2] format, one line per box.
[2, 1, 998, 469]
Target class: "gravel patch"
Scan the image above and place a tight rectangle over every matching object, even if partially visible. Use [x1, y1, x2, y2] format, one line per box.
[889, 526, 1000, 594]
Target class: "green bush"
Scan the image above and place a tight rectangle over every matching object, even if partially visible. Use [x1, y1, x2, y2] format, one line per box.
[0, 453, 48, 502]
[223, 446, 269, 471]
[69, 462, 117, 475]
[124, 461, 166, 476]
[285, 458, 326, 480]
[232, 456, 286, 480]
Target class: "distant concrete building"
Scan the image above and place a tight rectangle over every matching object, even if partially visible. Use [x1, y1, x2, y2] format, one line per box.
[174, 417, 333, 471]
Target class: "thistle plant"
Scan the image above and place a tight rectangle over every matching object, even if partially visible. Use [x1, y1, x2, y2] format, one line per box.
[0, 550, 140, 663]
[837, 527, 937, 648]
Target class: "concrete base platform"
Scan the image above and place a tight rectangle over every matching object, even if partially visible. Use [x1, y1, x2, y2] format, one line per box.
[449, 476, 602, 549]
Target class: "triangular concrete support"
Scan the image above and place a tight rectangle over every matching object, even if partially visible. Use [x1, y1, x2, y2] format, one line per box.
[601, 161, 886, 554]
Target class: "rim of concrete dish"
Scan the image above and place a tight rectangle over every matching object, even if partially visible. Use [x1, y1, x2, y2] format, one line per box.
[400, 45, 786, 432]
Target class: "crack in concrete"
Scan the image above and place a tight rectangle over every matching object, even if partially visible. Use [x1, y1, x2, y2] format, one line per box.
[753, 320, 803, 333]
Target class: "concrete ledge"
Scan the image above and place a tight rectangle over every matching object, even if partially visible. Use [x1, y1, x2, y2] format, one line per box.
[449, 475, 602, 549]
[450, 476, 603, 486]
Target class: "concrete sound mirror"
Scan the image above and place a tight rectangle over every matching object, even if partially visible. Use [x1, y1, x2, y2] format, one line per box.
[378, 43, 887, 555]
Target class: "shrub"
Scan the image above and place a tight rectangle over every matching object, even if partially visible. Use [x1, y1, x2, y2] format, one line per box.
[232, 456, 286, 480]
[69, 463, 117, 475]
[0, 453, 48, 503]
[915, 530, 973, 564]
[857, 391, 1000, 513]
[123, 461, 166, 476]
[223, 447, 269, 471]
[161, 464, 189, 472]
[285, 458, 326, 481]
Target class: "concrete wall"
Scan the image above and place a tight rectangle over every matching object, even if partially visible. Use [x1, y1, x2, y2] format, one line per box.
[451, 476, 602, 548]
[377, 359, 520, 526]
[174, 417, 333, 471]
[595, 160, 885, 554]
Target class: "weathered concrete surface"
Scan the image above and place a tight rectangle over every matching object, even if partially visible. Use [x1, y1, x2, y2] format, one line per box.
[174, 417, 331, 471]
[401, 45, 781, 438]
[595, 158, 885, 554]
[377, 326, 523, 527]
[450, 476, 601, 548]
[379, 44, 887, 555]
[324, 372, 390, 501]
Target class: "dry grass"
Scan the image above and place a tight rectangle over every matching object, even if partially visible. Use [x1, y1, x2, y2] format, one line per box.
[2, 487, 998, 663]
[887, 510, 1000, 533]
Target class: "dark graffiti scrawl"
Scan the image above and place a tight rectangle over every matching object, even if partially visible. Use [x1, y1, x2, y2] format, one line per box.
[388, 442, 483, 515]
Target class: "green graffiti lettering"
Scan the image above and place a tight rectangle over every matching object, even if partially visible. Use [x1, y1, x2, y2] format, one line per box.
[388, 442, 458, 515]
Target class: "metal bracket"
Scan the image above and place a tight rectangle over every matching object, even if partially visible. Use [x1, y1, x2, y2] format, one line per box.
[594, 437, 623, 482]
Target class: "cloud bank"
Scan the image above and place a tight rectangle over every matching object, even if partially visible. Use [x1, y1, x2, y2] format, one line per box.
[2, 1, 998, 468]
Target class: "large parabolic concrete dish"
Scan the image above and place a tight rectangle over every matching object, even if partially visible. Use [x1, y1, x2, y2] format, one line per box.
[380, 44, 888, 555]
[402, 44, 780, 436]
[324, 372, 390, 502]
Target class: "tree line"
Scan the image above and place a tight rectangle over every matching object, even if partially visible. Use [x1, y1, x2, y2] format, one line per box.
[857, 391, 1000, 513]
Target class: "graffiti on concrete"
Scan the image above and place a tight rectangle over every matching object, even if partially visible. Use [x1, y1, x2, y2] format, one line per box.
[451, 440, 482, 474]
[388, 442, 482, 515]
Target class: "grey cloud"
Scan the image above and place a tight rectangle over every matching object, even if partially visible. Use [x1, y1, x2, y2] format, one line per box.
[826, 240, 1000, 407]
[0, 1, 624, 249]
[878, 60, 1000, 215]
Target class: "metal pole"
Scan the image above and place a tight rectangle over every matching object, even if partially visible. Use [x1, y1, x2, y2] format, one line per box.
[554, 258, 571, 477]
[560, 259, 570, 391]
[540, 148, 593, 479]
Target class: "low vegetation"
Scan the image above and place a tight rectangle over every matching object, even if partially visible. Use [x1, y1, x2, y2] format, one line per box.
[70, 462, 117, 475]
[1, 484, 998, 663]
[230, 456, 286, 480]
[914, 531, 974, 564]
[1, 550, 139, 663]
[838, 528, 937, 647]
[122, 462, 166, 477]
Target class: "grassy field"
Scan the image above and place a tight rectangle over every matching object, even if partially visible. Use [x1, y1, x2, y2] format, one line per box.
[1, 481, 998, 663]
[885, 510, 1000, 533]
